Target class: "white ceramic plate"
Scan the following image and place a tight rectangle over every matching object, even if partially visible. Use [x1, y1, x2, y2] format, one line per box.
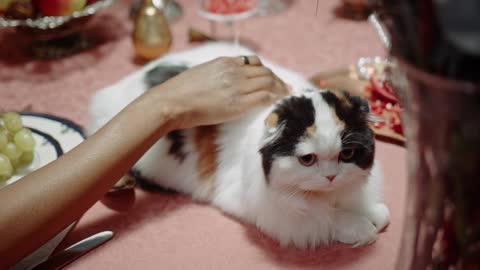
[6, 113, 86, 270]
[20, 112, 86, 153]
[0, 129, 62, 189]
[0, 113, 85, 188]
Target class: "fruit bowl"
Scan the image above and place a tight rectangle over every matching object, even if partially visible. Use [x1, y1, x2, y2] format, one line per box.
[0, 0, 114, 58]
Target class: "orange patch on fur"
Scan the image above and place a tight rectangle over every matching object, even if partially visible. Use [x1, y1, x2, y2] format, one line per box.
[265, 113, 279, 128]
[333, 90, 353, 108]
[193, 126, 218, 185]
[306, 124, 317, 137]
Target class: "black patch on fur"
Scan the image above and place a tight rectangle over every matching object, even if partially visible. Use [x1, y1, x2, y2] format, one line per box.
[144, 64, 188, 89]
[321, 91, 375, 169]
[259, 96, 316, 180]
[166, 130, 187, 162]
[130, 169, 177, 193]
[144, 64, 190, 163]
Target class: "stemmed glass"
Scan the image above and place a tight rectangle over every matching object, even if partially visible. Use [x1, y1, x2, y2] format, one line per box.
[256, 0, 292, 16]
[197, 0, 257, 50]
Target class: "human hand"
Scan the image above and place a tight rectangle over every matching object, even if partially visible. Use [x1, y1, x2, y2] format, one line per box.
[150, 56, 288, 129]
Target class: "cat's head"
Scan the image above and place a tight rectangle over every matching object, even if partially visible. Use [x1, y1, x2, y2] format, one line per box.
[259, 89, 375, 193]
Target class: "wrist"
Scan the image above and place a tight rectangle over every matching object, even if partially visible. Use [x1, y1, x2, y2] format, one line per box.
[137, 84, 187, 133]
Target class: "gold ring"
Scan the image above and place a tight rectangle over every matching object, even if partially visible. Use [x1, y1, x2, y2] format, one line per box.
[242, 56, 250, 65]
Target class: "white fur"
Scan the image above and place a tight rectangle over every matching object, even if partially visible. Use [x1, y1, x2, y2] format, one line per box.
[88, 43, 389, 249]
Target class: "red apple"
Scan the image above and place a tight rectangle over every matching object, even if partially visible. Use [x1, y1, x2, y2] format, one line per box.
[36, 0, 86, 16]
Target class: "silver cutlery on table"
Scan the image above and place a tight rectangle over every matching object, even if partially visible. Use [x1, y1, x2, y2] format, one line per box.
[32, 231, 114, 270]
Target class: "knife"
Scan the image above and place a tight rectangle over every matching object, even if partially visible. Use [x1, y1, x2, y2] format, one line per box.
[32, 231, 114, 270]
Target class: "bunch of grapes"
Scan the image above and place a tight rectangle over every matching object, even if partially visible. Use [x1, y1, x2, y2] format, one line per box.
[0, 112, 35, 181]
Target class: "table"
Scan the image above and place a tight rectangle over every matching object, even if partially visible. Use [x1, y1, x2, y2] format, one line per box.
[0, 1, 407, 269]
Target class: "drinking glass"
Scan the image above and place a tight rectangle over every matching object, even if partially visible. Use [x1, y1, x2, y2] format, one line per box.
[197, 0, 257, 50]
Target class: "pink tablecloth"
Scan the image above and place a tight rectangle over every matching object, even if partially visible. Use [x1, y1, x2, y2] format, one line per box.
[0, 0, 407, 269]
[57, 141, 406, 270]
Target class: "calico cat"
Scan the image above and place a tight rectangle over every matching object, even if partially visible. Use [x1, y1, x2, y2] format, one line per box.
[88, 43, 390, 249]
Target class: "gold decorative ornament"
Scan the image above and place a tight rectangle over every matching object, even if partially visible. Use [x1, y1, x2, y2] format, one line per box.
[132, 0, 172, 60]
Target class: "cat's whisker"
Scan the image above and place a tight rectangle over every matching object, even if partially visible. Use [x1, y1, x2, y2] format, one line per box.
[342, 141, 368, 147]
[342, 142, 369, 149]
[287, 188, 302, 200]
[342, 136, 370, 143]
[342, 140, 365, 144]
[304, 190, 314, 200]
[280, 185, 303, 200]
[342, 132, 371, 141]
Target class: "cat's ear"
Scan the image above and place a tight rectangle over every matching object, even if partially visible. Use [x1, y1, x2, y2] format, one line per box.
[349, 95, 385, 124]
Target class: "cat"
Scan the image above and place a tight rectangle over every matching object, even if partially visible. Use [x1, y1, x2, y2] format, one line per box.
[88, 43, 390, 249]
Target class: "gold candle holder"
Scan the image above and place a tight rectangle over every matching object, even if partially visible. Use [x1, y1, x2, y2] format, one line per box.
[133, 0, 172, 60]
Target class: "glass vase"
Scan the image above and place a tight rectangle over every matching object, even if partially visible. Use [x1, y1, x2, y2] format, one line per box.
[392, 59, 480, 270]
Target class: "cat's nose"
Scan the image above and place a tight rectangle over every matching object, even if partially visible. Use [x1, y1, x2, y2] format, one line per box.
[326, 175, 336, 182]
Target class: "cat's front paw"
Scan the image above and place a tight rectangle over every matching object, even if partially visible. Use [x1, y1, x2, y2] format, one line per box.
[369, 203, 390, 232]
[335, 213, 378, 247]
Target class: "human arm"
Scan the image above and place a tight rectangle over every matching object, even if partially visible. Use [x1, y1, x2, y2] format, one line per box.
[0, 56, 287, 268]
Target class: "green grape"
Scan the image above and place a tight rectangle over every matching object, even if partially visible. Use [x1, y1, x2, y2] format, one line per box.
[19, 151, 34, 165]
[1, 142, 22, 163]
[7, 131, 14, 142]
[0, 126, 7, 151]
[2, 112, 23, 133]
[14, 128, 35, 152]
[10, 157, 20, 170]
[0, 153, 13, 179]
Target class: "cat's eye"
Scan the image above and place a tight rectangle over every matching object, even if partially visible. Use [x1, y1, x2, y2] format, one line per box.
[339, 149, 355, 161]
[298, 154, 317, 167]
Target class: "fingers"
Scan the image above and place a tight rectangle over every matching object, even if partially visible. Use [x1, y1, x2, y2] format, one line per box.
[272, 74, 289, 96]
[242, 66, 272, 78]
[233, 55, 262, 66]
[214, 55, 288, 96]
[242, 67, 288, 95]
[243, 73, 289, 97]
[241, 63, 288, 96]
[244, 76, 275, 93]
[240, 91, 283, 110]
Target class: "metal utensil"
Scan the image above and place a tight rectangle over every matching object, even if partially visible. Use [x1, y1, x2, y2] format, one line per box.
[32, 231, 114, 270]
